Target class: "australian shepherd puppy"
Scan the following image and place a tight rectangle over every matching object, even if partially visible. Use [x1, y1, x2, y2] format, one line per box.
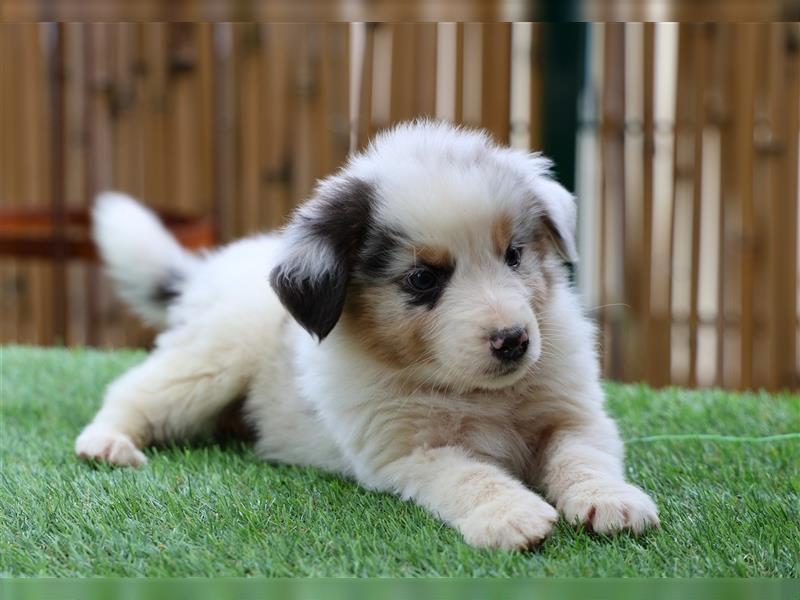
[76, 121, 658, 550]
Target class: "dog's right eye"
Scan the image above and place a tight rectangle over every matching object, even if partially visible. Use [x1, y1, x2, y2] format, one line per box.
[401, 264, 453, 309]
[504, 245, 522, 269]
[406, 268, 438, 292]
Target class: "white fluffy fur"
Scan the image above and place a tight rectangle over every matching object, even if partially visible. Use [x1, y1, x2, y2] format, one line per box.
[92, 192, 200, 329]
[76, 121, 658, 550]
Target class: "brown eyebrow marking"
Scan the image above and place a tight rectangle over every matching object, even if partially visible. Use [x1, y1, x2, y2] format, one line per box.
[491, 213, 514, 256]
[412, 245, 454, 268]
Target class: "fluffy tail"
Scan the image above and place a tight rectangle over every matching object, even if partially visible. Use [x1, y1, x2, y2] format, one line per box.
[92, 192, 200, 329]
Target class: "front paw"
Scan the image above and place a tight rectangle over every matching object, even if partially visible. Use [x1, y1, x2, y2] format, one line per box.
[559, 480, 659, 535]
[75, 423, 148, 468]
[456, 491, 559, 551]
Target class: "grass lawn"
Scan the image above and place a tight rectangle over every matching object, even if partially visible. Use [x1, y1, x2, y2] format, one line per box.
[1, 345, 798, 577]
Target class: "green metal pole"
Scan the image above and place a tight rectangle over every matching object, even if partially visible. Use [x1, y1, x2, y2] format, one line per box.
[540, 19, 587, 194]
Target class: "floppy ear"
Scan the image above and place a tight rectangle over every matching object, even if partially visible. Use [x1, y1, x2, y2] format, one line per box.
[269, 176, 374, 341]
[531, 175, 579, 264]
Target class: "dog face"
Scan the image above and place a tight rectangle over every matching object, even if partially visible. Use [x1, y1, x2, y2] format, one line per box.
[271, 122, 577, 392]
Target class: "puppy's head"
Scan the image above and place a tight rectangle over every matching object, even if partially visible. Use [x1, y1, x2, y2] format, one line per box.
[270, 121, 577, 391]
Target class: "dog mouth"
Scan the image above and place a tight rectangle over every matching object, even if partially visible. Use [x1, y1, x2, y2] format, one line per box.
[421, 359, 532, 394]
[476, 359, 531, 388]
[492, 363, 522, 377]
[487, 351, 535, 376]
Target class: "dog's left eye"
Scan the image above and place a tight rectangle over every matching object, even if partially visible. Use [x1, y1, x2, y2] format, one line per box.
[406, 268, 438, 292]
[401, 264, 453, 309]
[504, 245, 522, 269]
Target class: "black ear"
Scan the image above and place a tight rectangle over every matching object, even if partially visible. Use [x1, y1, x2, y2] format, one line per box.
[269, 177, 374, 341]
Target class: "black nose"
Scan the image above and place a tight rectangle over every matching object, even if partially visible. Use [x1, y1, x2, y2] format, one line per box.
[489, 327, 529, 362]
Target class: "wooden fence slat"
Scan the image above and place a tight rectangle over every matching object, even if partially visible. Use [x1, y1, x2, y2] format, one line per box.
[211, 23, 237, 243]
[110, 23, 137, 196]
[735, 24, 758, 390]
[528, 23, 543, 150]
[289, 24, 320, 209]
[321, 25, 351, 177]
[642, 23, 656, 383]
[48, 23, 67, 345]
[197, 23, 214, 216]
[454, 23, 464, 124]
[600, 23, 626, 379]
[768, 24, 798, 389]
[0, 26, 19, 343]
[787, 25, 800, 390]
[86, 24, 121, 347]
[480, 23, 511, 144]
[716, 25, 741, 388]
[355, 23, 375, 151]
[23, 24, 51, 345]
[461, 23, 482, 128]
[710, 23, 728, 387]
[687, 24, 708, 388]
[389, 24, 415, 124]
[669, 24, 695, 386]
[763, 24, 783, 389]
[141, 23, 167, 211]
[238, 24, 262, 235]
[748, 25, 773, 388]
[261, 24, 292, 230]
[65, 121, 90, 350]
[648, 23, 677, 388]
[623, 23, 644, 383]
[167, 23, 201, 215]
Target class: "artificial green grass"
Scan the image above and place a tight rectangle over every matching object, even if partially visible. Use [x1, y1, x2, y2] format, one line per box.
[1, 345, 798, 577]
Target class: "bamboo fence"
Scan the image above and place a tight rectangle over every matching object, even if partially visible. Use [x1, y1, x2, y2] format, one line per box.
[1, 23, 798, 391]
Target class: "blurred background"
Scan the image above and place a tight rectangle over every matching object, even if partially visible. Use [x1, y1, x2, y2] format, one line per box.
[1, 22, 799, 392]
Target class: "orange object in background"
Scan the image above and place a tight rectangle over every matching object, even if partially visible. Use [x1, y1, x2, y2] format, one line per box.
[0, 208, 214, 260]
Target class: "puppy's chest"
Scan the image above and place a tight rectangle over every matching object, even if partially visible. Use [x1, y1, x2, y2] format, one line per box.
[413, 403, 538, 476]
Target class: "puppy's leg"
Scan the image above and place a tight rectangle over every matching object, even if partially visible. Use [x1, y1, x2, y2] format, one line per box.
[75, 332, 253, 467]
[537, 412, 659, 535]
[371, 446, 558, 550]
